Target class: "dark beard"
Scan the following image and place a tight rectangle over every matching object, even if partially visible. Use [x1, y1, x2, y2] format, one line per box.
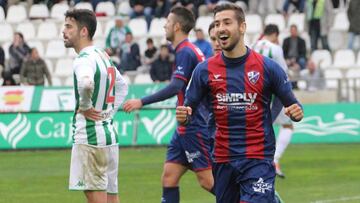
[222, 40, 237, 52]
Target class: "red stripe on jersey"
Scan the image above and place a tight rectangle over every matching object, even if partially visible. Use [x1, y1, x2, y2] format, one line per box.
[244, 51, 265, 159]
[174, 75, 188, 82]
[208, 54, 230, 162]
[177, 40, 205, 62]
[197, 132, 212, 167]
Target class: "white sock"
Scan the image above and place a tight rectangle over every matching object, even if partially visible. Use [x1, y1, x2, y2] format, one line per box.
[274, 127, 293, 164]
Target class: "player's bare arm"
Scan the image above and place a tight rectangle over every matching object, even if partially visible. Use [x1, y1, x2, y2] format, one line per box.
[285, 104, 304, 122]
[78, 107, 102, 121]
[176, 106, 192, 125]
[123, 99, 143, 113]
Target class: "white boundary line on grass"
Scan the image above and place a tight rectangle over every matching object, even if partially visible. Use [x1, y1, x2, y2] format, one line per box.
[312, 195, 360, 203]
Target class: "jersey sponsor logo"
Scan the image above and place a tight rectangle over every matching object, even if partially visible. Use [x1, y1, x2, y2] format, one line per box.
[252, 177, 273, 194]
[185, 150, 201, 163]
[0, 113, 31, 148]
[247, 71, 260, 85]
[216, 93, 258, 111]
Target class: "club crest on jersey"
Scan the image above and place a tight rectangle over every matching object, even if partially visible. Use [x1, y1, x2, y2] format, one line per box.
[247, 71, 260, 85]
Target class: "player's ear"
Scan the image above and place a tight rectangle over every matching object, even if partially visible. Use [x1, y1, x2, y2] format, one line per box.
[80, 27, 88, 38]
[239, 21, 246, 35]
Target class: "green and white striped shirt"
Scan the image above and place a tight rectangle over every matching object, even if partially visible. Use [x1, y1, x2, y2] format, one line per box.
[72, 46, 128, 146]
[252, 39, 288, 72]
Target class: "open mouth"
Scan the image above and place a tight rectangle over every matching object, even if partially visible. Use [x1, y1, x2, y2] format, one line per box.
[219, 34, 229, 41]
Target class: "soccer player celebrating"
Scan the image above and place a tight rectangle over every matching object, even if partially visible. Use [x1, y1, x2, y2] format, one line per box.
[176, 3, 303, 203]
[63, 9, 128, 203]
[253, 24, 295, 178]
[122, 6, 214, 203]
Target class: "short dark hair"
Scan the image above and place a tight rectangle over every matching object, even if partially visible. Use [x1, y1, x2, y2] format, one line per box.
[208, 21, 215, 35]
[146, 38, 154, 44]
[170, 6, 195, 34]
[213, 2, 245, 24]
[264, 24, 279, 36]
[65, 9, 97, 40]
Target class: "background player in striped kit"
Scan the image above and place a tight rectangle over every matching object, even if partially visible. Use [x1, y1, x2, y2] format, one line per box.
[176, 3, 303, 203]
[63, 9, 128, 203]
[123, 6, 214, 203]
[253, 24, 295, 178]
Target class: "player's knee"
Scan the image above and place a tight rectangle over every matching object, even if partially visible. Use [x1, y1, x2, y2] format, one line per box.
[198, 176, 214, 191]
[161, 170, 179, 187]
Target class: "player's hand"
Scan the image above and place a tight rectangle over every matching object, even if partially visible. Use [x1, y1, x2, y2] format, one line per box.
[123, 99, 143, 113]
[285, 104, 303, 122]
[78, 107, 102, 121]
[176, 106, 192, 125]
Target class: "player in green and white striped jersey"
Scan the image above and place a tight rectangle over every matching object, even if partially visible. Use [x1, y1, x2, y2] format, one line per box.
[63, 9, 128, 203]
[253, 24, 294, 179]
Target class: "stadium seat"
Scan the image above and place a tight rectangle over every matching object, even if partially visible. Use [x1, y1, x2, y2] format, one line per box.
[93, 21, 104, 39]
[74, 2, 93, 10]
[357, 51, 360, 66]
[0, 23, 13, 43]
[37, 21, 58, 40]
[331, 11, 349, 31]
[287, 13, 305, 32]
[345, 68, 360, 78]
[133, 73, 153, 84]
[96, 1, 115, 17]
[51, 76, 63, 86]
[264, 14, 285, 31]
[54, 58, 73, 77]
[6, 4, 27, 24]
[117, 1, 132, 16]
[104, 20, 115, 36]
[246, 14, 263, 34]
[149, 18, 166, 38]
[2, 41, 11, 60]
[195, 16, 213, 35]
[310, 49, 332, 69]
[64, 77, 74, 86]
[68, 48, 78, 58]
[16, 22, 36, 40]
[50, 3, 69, 20]
[0, 6, 5, 22]
[27, 40, 45, 57]
[45, 40, 67, 59]
[128, 18, 147, 38]
[333, 49, 356, 69]
[324, 69, 343, 89]
[44, 59, 54, 72]
[29, 4, 49, 19]
[94, 38, 106, 49]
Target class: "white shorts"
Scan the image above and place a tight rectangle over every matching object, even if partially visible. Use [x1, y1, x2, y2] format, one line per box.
[273, 108, 292, 125]
[69, 144, 119, 194]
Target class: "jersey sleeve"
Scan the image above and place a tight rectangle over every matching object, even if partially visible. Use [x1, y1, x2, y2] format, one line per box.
[184, 62, 208, 110]
[265, 58, 300, 108]
[172, 48, 197, 82]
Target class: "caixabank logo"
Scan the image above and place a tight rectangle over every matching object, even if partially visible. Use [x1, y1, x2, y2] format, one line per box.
[0, 114, 31, 149]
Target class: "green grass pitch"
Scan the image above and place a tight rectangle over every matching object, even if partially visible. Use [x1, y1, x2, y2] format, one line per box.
[0, 144, 359, 203]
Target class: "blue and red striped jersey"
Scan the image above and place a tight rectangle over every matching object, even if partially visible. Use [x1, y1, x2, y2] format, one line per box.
[172, 39, 209, 134]
[184, 48, 300, 163]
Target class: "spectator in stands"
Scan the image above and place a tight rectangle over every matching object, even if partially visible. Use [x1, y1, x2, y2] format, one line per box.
[119, 32, 141, 73]
[154, 0, 171, 18]
[144, 38, 158, 66]
[73, 0, 116, 10]
[306, 0, 334, 52]
[282, 0, 305, 16]
[173, 0, 204, 18]
[300, 59, 325, 91]
[20, 48, 52, 86]
[249, 0, 276, 16]
[193, 28, 213, 59]
[105, 16, 131, 57]
[0, 0, 6, 15]
[150, 44, 173, 83]
[347, 0, 360, 50]
[0, 46, 4, 69]
[129, 0, 156, 30]
[2, 70, 16, 86]
[8, 32, 31, 75]
[283, 24, 307, 70]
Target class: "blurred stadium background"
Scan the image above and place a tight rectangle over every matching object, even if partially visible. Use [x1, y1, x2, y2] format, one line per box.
[0, 0, 360, 202]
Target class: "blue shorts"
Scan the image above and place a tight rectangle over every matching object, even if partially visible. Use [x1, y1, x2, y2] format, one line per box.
[213, 159, 276, 203]
[166, 129, 212, 171]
